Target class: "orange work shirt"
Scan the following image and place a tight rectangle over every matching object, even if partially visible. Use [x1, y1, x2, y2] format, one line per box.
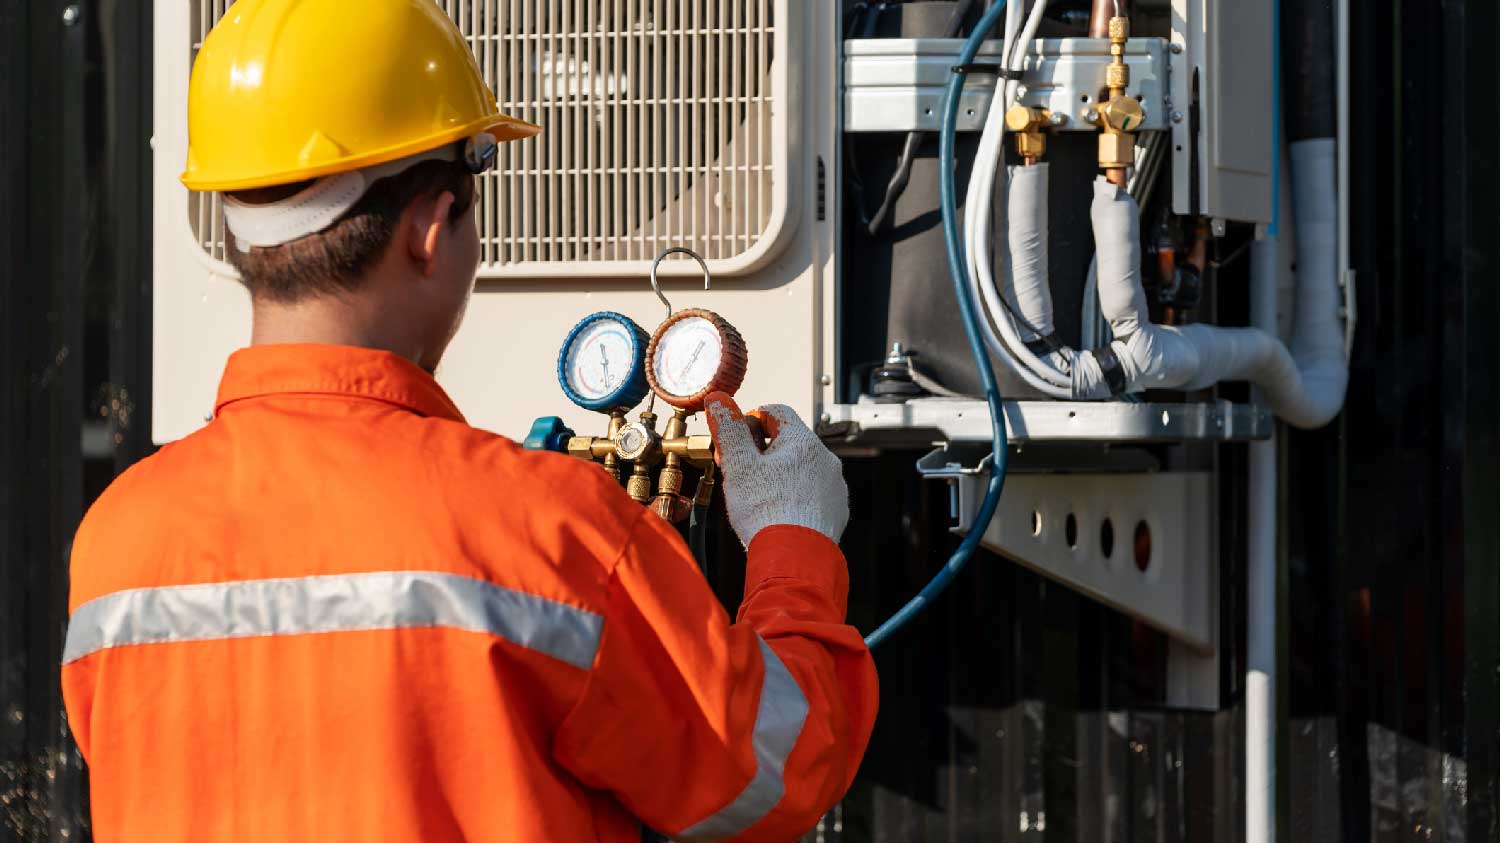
[62, 344, 878, 843]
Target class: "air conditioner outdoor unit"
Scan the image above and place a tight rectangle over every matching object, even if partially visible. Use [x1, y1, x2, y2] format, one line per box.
[154, 0, 839, 442]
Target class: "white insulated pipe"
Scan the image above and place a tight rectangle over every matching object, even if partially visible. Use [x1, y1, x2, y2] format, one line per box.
[1005, 164, 1054, 343]
[1078, 146, 1347, 430]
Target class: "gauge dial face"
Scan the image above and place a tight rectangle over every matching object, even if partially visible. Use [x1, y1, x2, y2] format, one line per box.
[650, 316, 724, 399]
[563, 319, 640, 402]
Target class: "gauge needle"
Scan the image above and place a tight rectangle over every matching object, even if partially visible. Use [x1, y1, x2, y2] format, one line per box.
[679, 339, 706, 382]
[599, 344, 611, 382]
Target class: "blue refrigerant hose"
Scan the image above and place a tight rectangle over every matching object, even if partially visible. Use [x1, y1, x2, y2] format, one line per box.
[864, 0, 1011, 648]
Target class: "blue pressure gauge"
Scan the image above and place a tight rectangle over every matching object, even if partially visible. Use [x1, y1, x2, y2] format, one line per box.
[556, 312, 651, 412]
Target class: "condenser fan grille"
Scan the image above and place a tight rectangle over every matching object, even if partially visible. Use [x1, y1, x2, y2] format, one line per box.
[187, 0, 785, 277]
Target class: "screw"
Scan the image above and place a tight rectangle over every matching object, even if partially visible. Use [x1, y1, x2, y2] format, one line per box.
[1171, 110, 1185, 124]
[819, 413, 832, 425]
[61, 4, 79, 25]
[1170, 43, 1184, 55]
[1083, 107, 1099, 124]
[1047, 112, 1068, 127]
[820, 374, 832, 386]
[1211, 218, 1227, 237]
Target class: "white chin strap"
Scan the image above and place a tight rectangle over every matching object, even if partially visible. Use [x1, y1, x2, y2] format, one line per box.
[222, 133, 496, 252]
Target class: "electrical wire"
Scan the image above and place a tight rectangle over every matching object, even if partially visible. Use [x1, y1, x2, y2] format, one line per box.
[864, 0, 1012, 649]
[864, 0, 975, 236]
[963, 0, 1074, 397]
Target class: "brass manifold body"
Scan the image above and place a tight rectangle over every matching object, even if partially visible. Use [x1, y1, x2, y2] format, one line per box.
[1091, 15, 1144, 182]
[564, 408, 717, 523]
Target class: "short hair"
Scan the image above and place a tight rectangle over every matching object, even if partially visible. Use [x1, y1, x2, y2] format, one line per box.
[225, 160, 476, 303]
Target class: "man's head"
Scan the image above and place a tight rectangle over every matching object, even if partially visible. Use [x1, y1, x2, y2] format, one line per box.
[182, 0, 540, 372]
[224, 160, 482, 372]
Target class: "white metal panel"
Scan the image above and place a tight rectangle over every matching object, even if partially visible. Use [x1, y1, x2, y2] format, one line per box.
[1170, 0, 1275, 223]
[952, 470, 1218, 653]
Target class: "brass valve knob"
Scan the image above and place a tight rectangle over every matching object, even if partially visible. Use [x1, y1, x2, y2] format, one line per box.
[1102, 96, 1144, 133]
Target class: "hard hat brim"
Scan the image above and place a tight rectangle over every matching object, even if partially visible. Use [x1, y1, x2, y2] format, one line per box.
[181, 112, 540, 193]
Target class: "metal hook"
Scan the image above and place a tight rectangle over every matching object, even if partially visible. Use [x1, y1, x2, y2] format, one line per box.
[649, 247, 712, 319]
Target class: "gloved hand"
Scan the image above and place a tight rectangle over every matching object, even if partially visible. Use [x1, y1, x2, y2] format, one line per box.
[704, 392, 849, 548]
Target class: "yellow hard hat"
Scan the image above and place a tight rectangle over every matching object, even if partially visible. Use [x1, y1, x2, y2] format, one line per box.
[181, 0, 539, 192]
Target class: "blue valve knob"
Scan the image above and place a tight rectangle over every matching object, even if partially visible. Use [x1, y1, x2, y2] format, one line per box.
[522, 416, 574, 452]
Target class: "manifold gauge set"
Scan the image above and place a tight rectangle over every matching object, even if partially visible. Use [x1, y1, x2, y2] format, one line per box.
[523, 249, 750, 523]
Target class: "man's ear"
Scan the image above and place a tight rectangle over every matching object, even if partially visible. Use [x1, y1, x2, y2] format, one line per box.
[405, 190, 457, 277]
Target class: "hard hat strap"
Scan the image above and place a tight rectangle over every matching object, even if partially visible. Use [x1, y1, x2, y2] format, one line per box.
[223, 133, 496, 251]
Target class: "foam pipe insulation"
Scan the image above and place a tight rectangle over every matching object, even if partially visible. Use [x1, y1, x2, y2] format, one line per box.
[1077, 151, 1348, 429]
[1003, 164, 1054, 342]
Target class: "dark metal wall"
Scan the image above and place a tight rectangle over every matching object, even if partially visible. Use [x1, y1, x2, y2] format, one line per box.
[1286, 0, 1500, 840]
[0, 1, 152, 840]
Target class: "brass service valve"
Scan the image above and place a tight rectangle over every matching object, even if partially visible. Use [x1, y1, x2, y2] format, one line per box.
[1004, 105, 1052, 163]
[1093, 15, 1141, 182]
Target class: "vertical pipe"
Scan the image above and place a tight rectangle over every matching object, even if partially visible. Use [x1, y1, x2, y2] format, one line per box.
[1246, 284, 1279, 843]
[1335, 0, 1351, 359]
[1088, 0, 1126, 37]
[1248, 0, 1289, 837]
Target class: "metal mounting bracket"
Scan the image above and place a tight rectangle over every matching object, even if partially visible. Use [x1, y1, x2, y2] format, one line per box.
[919, 445, 1219, 707]
[823, 397, 1271, 446]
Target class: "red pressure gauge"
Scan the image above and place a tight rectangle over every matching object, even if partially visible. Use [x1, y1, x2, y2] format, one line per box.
[644, 308, 748, 412]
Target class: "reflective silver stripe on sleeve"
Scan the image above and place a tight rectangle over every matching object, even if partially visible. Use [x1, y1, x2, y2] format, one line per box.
[675, 637, 811, 842]
[62, 571, 603, 670]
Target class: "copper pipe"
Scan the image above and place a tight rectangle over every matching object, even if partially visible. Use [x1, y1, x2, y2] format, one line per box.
[1023, 155, 1040, 166]
[1186, 220, 1210, 271]
[1089, 0, 1127, 37]
[1105, 167, 1128, 187]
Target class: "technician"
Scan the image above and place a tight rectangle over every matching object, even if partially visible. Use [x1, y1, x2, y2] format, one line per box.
[59, 1, 877, 841]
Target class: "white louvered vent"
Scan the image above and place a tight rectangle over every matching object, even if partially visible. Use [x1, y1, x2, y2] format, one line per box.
[187, 0, 792, 278]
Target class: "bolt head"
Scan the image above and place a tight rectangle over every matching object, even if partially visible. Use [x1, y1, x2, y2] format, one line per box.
[1047, 112, 1068, 127]
[1171, 110, 1185, 123]
[1170, 42, 1185, 55]
[61, 4, 79, 25]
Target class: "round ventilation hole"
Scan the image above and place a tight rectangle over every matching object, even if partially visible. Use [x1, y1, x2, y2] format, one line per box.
[1065, 513, 1078, 549]
[1134, 521, 1152, 572]
[1100, 518, 1114, 559]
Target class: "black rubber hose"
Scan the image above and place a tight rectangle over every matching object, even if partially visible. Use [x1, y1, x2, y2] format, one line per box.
[1282, 0, 1335, 141]
[865, 0, 976, 236]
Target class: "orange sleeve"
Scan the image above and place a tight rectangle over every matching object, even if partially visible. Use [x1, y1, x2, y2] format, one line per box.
[552, 517, 878, 842]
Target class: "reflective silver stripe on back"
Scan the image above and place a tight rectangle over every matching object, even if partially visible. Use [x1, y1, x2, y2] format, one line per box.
[675, 637, 811, 842]
[62, 570, 603, 670]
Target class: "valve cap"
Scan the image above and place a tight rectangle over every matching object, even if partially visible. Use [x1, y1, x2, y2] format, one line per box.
[523, 416, 575, 452]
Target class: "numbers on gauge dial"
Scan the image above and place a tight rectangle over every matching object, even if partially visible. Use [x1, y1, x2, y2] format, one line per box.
[564, 319, 637, 401]
[651, 316, 723, 398]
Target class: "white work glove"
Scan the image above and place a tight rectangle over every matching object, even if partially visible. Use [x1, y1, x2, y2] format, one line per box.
[704, 392, 849, 548]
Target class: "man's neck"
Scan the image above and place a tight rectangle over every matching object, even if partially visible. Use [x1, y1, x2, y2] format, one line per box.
[251, 294, 432, 372]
